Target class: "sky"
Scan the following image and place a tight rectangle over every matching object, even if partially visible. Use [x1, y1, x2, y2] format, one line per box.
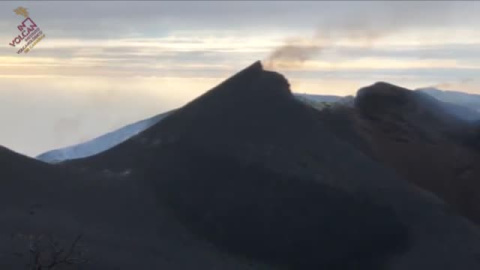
[1, 1, 480, 157]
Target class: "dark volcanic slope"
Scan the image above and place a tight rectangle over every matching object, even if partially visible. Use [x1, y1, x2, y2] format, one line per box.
[320, 82, 480, 225]
[0, 146, 166, 269]
[68, 62, 409, 269]
[0, 148, 269, 269]
[67, 63, 480, 269]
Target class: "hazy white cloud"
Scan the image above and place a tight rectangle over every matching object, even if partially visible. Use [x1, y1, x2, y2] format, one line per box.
[0, 75, 225, 156]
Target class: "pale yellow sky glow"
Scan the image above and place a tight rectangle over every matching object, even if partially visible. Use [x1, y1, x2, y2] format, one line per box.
[1, 1, 480, 156]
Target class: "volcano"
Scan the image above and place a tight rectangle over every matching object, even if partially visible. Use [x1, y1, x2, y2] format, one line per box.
[2, 62, 480, 269]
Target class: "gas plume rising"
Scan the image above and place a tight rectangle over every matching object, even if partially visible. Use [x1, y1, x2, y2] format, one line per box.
[263, 37, 323, 70]
[264, 21, 387, 71]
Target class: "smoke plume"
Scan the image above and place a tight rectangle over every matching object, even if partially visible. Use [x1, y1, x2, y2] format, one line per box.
[263, 37, 323, 70]
[264, 21, 384, 71]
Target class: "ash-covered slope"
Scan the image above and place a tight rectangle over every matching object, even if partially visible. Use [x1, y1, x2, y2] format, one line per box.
[36, 111, 171, 163]
[0, 146, 163, 269]
[69, 62, 480, 270]
[0, 145, 276, 269]
[320, 82, 480, 225]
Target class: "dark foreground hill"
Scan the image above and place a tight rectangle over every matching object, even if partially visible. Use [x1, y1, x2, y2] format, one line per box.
[2, 62, 480, 269]
[1, 147, 276, 269]
[319, 82, 480, 225]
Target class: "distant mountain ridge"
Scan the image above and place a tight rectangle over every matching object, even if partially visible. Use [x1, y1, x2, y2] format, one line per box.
[417, 87, 480, 111]
[36, 94, 346, 163]
[36, 111, 171, 163]
[416, 87, 480, 122]
[36, 87, 480, 163]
